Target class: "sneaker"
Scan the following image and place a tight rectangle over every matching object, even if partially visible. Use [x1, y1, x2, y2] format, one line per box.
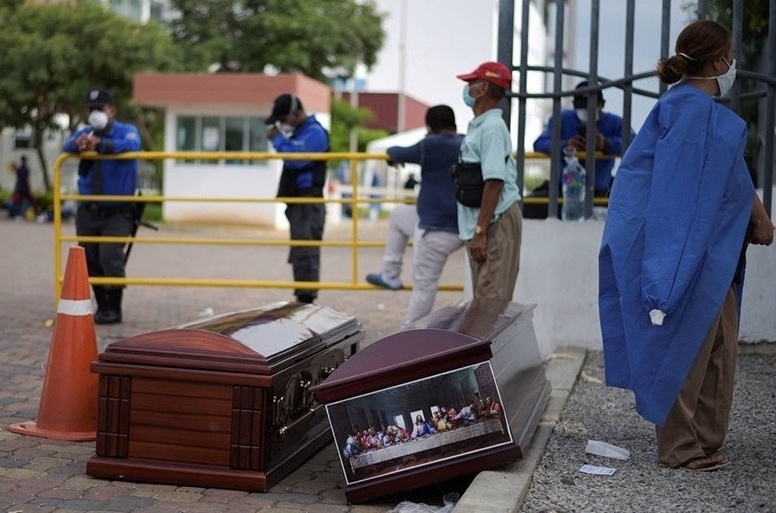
[366, 273, 402, 291]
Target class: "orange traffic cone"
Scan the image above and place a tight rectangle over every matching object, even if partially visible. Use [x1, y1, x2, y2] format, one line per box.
[9, 246, 98, 441]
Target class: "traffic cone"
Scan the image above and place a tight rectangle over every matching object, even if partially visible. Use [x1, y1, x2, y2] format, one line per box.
[9, 246, 98, 441]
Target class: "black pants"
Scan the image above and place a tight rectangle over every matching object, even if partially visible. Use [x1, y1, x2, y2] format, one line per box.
[76, 205, 134, 289]
[285, 203, 325, 301]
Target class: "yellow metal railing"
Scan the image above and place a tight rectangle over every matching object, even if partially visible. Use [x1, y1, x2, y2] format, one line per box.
[52, 149, 612, 299]
[52, 151, 462, 300]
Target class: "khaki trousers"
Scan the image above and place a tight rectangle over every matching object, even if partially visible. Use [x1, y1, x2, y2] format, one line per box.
[656, 286, 739, 467]
[466, 202, 522, 301]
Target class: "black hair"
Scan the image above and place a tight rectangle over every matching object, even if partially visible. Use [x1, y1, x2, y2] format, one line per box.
[425, 105, 456, 132]
[573, 81, 604, 107]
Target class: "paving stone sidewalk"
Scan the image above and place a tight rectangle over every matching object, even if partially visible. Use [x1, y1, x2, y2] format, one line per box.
[1, 217, 567, 513]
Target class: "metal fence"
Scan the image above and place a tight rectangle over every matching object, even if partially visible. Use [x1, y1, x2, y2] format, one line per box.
[501, 0, 775, 219]
[51, 151, 465, 300]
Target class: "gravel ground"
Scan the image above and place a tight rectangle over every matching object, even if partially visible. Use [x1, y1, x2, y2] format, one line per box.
[519, 349, 776, 513]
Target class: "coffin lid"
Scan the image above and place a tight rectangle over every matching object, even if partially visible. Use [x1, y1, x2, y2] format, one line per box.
[96, 302, 362, 374]
[312, 299, 534, 401]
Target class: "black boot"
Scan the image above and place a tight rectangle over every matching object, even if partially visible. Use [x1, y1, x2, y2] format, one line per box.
[92, 286, 107, 318]
[295, 293, 316, 304]
[95, 288, 122, 325]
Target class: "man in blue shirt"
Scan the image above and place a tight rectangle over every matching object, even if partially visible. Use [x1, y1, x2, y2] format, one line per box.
[365, 105, 464, 327]
[266, 94, 330, 304]
[531, 81, 634, 217]
[62, 88, 141, 324]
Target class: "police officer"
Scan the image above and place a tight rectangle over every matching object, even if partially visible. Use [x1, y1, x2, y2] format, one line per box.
[265, 94, 330, 304]
[63, 88, 141, 324]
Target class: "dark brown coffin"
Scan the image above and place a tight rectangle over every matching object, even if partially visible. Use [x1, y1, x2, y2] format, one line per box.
[86, 302, 363, 492]
[312, 298, 550, 503]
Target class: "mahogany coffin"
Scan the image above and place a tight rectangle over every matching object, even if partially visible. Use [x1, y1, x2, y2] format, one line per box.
[86, 302, 363, 492]
[311, 298, 550, 503]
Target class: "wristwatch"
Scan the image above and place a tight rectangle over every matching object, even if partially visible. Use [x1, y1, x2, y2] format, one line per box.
[474, 224, 484, 236]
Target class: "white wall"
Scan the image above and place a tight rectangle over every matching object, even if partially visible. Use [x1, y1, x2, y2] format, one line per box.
[0, 127, 71, 194]
[160, 109, 283, 226]
[162, 163, 285, 226]
[466, 193, 776, 358]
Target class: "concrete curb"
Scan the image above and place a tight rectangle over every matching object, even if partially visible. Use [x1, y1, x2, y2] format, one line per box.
[453, 347, 587, 513]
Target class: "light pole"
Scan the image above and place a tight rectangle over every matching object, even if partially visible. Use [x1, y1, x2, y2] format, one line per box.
[397, 0, 407, 133]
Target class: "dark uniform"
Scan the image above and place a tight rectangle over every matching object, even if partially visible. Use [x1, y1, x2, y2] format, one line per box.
[266, 94, 330, 304]
[62, 89, 140, 324]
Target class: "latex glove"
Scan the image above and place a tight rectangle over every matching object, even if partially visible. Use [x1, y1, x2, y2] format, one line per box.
[649, 309, 665, 326]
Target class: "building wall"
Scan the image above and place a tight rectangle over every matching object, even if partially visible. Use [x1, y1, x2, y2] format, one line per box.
[464, 193, 776, 358]
[133, 73, 333, 227]
[0, 127, 74, 195]
[340, 92, 429, 133]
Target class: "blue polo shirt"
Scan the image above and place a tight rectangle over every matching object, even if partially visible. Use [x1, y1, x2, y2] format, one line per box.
[386, 132, 464, 233]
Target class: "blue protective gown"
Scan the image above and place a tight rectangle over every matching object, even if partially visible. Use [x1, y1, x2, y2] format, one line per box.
[598, 82, 754, 426]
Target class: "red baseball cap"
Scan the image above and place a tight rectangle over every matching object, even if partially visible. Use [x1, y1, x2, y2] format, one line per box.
[456, 61, 512, 89]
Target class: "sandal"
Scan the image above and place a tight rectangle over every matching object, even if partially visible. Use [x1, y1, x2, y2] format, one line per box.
[680, 453, 730, 472]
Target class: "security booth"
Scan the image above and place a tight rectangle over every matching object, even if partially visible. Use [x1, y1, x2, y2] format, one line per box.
[86, 302, 362, 492]
[132, 72, 332, 228]
[312, 299, 550, 503]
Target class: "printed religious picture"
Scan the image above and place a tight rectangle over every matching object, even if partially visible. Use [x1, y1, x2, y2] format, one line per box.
[325, 362, 512, 485]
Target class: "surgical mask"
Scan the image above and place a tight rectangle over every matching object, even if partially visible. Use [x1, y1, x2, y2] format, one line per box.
[279, 123, 295, 134]
[686, 58, 737, 97]
[716, 58, 736, 97]
[88, 110, 109, 131]
[576, 108, 600, 123]
[462, 84, 476, 108]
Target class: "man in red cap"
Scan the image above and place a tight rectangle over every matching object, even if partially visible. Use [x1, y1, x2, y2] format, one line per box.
[453, 61, 522, 300]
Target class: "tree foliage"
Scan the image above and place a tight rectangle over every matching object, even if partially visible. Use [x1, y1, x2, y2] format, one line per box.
[0, 0, 182, 190]
[168, 0, 386, 82]
[686, 0, 770, 72]
[684, 0, 771, 122]
[329, 98, 388, 153]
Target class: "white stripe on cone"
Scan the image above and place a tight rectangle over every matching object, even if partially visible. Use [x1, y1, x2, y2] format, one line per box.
[57, 299, 93, 316]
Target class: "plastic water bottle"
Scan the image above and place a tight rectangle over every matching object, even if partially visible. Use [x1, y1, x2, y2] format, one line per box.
[562, 146, 586, 221]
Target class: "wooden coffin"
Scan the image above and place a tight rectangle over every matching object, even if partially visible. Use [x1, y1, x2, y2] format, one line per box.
[311, 298, 550, 503]
[86, 301, 363, 492]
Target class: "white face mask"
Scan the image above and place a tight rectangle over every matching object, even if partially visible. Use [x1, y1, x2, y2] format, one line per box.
[88, 110, 109, 131]
[576, 108, 601, 123]
[687, 58, 737, 97]
[716, 58, 737, 97]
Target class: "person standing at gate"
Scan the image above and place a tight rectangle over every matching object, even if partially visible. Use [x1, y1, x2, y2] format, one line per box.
[62, 88, 141, 325]
[533, 81, 631, 197]
[454, 61, 522, 300]
[9, 155, 35, 220]
[528, 81, 634, 219]
[265, 94, 330, 304]
[599, 20, 774, 471]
